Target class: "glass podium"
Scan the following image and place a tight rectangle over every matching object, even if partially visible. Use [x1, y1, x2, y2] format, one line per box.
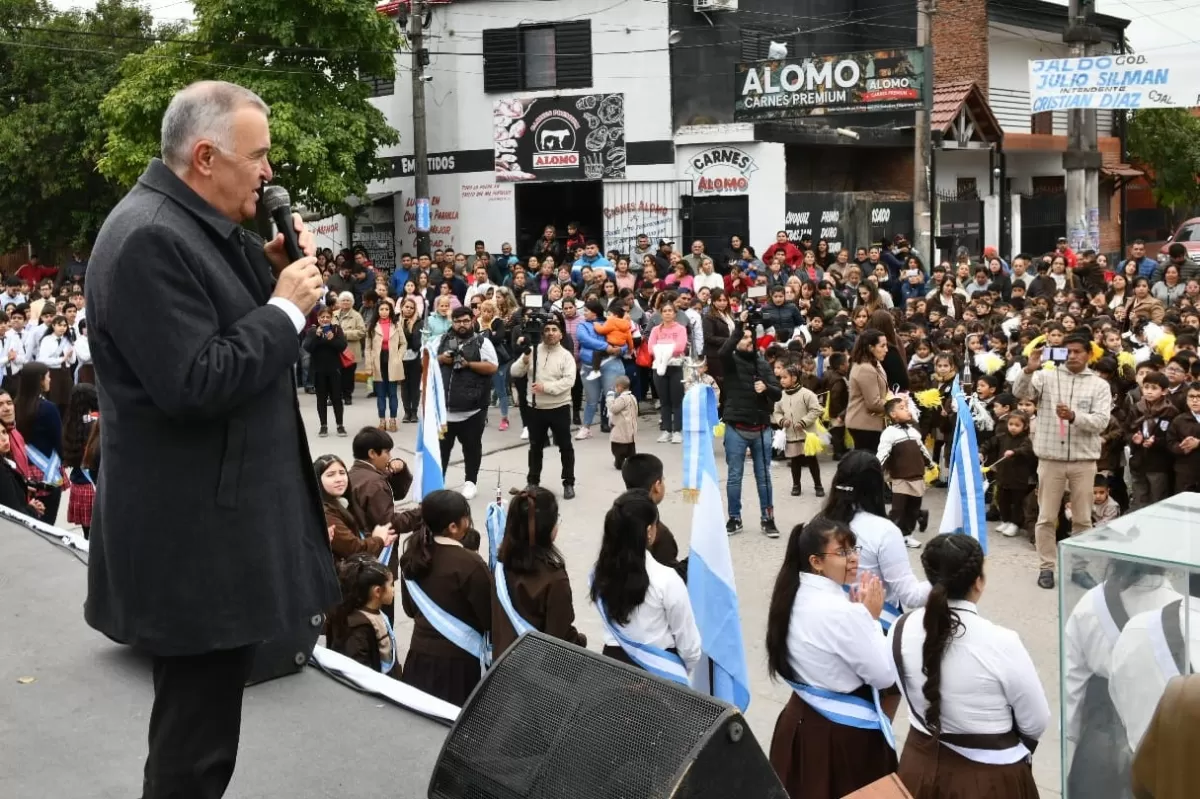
[1058, 492, 1200, 799]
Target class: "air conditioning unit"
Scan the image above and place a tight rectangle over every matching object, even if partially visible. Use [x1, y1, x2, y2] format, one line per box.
[695, 0, 738, 11]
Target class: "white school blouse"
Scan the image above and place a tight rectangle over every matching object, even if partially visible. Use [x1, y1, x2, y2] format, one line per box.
[36, 334, 76, 368]
[1063, 577, 1179, 767]
[888, 600, 1050, 740]
[599, 553, 703, 673]
[851, 510, 932, 613]
[1108, 598, 1200, 752]
[786, 573, 895, 692]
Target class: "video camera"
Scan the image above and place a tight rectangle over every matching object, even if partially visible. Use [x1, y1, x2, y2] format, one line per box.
[442, 335, 470, 370]
[743, 285, 768, 329]
[520, 294, 556, 353]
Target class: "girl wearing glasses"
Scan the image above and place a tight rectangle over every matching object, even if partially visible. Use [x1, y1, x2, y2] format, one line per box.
[766, 516, 897, 798]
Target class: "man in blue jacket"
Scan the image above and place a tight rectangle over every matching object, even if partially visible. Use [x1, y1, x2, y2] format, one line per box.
[572, 241, 615, 279]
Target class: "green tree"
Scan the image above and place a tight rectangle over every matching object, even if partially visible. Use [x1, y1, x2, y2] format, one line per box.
[1127, 108, 1200, 215]
[99, 0, 402, 218]
[0, 0, 156, 254]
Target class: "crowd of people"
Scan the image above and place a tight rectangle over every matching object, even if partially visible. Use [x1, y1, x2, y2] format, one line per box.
[288, 222, 1200, 798]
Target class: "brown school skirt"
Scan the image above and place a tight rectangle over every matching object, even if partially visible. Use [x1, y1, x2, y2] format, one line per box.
[47, 365, 73, 408]
[898, 729, 1039, 799]
[400, 650, 481, 707]
[769, 692, 898, 799]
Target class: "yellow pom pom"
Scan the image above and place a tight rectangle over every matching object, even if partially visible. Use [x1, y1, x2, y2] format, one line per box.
[924, 464, 940, 484]
[915, 388, 942, 409]
[1023, 334, 1047, 358]
[804, 431, 826, 457]
[1042, 361, 1057, 371]
[1157, 334, 1176, 362]
[1089, 341, 1105, 364]
[713, 422, 725, 438]
[1117, 351, 1136, 372]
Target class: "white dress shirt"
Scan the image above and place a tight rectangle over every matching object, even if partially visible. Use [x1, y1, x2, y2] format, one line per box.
[267, 297, 305, 333]
[1063, 576, 1180, 766]
[36, 334, 76, 368]
[786, 573, 896, 693]
[889, 600, 1050, 742]
[599, 553, 702, 673]
[0, 329, 27, 376]
[1109, 597, 1200, 751]
[851, 510, 931, 612]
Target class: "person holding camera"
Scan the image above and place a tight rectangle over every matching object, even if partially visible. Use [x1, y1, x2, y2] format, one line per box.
[720, 313, 783, 537]
[436, 306, 498, 500]
[510, 317, 578, 500]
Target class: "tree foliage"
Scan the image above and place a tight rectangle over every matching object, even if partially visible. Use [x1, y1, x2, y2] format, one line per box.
[99, 0, 402, 218]
[1127, 108, 1200, 213]
[0, 0, 157, 253]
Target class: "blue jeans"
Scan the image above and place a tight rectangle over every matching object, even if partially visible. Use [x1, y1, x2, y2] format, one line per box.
[375, 378, 399, 417]
[723, 425, 774, 520]
[583, 357, 625, 426]
[492, 363, 510, 418]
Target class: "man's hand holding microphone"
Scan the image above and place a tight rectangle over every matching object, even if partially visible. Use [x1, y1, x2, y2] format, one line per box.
[268, 211, 323, 315]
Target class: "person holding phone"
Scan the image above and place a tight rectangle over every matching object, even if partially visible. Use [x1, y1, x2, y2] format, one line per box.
[1013, 334, 1113, 591]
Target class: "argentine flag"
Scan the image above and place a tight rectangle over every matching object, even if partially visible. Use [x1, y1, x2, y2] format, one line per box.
[408, 343, 447, 503]
[939, 377, 988, 554]
[682, 383, 751, 711]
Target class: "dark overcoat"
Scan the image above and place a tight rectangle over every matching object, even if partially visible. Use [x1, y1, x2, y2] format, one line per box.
[84, 159, 339, 656]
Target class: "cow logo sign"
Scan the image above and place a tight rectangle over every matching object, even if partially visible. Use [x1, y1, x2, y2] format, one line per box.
[532, 114, 580, 170]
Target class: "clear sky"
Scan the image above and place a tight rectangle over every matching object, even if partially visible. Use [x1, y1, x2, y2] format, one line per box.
[45, 0, 1200, 57]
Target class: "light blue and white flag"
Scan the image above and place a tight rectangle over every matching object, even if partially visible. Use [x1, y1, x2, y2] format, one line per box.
[682, 383, 751, 711]
[409, 343, 447, 503]
[485, 499, 505, 571]
[939, 377, 988, 554]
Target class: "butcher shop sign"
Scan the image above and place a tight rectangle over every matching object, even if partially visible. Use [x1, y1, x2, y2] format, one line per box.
[686, 146, 759, 196]
[493, 93, 627, 182]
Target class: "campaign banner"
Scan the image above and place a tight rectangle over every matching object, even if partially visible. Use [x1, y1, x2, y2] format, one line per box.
[493, 93, 626, 182]
[735, 48, 924, 121]
[1029, 53, 1200, 111]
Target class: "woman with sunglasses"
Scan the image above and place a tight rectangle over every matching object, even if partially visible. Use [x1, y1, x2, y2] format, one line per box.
[766, 516, 897, 798]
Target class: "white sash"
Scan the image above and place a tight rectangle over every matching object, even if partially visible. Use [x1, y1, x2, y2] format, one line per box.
[403, 577, 491, 669]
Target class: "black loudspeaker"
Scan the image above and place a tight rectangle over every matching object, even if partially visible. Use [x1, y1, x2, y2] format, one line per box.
[245, 613, 324, 686]
[428, 632, 787, 799]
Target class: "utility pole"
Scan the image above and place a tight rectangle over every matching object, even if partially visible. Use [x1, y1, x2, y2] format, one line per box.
[410, 0, 431, 257]
[1065, 0, 1102, 251]
[913, 0, 934, 268]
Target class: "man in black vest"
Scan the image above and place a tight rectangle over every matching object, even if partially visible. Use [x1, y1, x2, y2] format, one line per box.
[436, 306, 498, 499]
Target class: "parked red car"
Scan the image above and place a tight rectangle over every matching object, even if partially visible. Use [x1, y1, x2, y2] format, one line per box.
[1159, 217, 1200, 264]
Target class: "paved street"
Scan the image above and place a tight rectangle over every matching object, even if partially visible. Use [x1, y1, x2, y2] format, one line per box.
[64, 390, 1065, 797]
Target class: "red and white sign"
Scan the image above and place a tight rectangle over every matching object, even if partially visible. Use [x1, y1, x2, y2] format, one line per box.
[533, 152, 580, 169]
[685, 146, 759, 196]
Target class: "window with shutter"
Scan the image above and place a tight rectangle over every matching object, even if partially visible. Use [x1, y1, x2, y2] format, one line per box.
[523, 27, 557, 90]
[361, 75, 394, 97]
[482, 28, 522, 93]
[554, 20, 592, 89]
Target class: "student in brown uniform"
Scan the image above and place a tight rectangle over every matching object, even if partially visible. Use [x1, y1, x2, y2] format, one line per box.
[983, 411, 1036, 538]
[347, 427, 416, 549]
[824, 352, 850, 460]
[326, 554, 402, 678]
[490, 486, 587, 657]
[398, 489, 491, 706]
[1167, 382, 1200, 493]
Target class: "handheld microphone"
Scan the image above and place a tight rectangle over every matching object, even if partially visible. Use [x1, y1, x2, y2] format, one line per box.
[260, 186, 303, 262]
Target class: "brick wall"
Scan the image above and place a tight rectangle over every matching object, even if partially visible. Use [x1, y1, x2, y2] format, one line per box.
[932, 0, 989, 94]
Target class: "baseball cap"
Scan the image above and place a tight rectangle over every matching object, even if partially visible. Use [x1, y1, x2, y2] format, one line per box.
[658, 239, 674, 247]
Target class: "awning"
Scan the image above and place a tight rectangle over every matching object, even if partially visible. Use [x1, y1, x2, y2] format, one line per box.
[1101, 164, 1143, 178]
[932, 81, 1003, 147]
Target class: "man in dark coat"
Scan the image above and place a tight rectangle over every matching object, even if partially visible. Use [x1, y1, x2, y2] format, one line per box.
[84, 80, 337, 799]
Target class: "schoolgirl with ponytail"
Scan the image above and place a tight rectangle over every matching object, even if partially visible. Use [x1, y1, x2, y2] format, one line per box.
[765, 517, 897, 798]
[398, 489, 491, 706]
[490, 486, 586, 657]
[590, 489, 700, 677]
[326, 554, 401, 678]
[888, 533, 1049, 798]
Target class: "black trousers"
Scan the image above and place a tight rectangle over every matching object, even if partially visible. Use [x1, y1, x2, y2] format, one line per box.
[440, 409, 486, 484]
[400, 359, 422, 416]
[889, 492, 923, 536]
[849, 428, 882, 453]
[996, 486, 1026, 526]
[612, 441, 636, 469]
[340, 363, 356, 401]
[527, 405, 575, 486]
[143, 645, 256, 799]
[830, 425, 848, 458]
[571, 373, 583, 419]
[513, 375, 531, 429]
[312, 369, 343, 427]
[789, 455, 823, 489]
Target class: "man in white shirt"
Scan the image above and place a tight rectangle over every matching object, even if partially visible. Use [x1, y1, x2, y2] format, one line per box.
[0, 316, 27, 392]
[462, 263, 494, 307]
[0, 277, 26, 311]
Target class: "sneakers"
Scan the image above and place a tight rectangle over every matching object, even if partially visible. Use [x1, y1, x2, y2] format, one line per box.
[317, 426, 328, 437]
[336, 426, 347, 437]
[790, 485, 802, 496]
[670, 432, 683, 444]
[814, 486, 825, 498]
[585, 369, 602, 381]
[904, 536, 923, 549]
[461, 481, 477, 500]
[656, 432, 671, 443]
[761, 517, 780, 538]
[575, 427, 592, 440]
[999, 522, 1021, 537]
[1037, 569, 1055, 590]
[499, 418, 509, 432]
[563, 484, 576, 500]
[726, 517, 744, 536]
[520, 427, 529, 441]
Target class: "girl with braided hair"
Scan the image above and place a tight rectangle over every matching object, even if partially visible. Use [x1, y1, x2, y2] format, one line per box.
[326, 554, 401, 679]
[888, 533, 1048, 797]
[765, 517, 897, 798]
[490, 486, 587, 657]
[398, 489, 491, 706]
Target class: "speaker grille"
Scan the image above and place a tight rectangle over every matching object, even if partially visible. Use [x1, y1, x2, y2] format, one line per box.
[429, 635, 730, 799]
